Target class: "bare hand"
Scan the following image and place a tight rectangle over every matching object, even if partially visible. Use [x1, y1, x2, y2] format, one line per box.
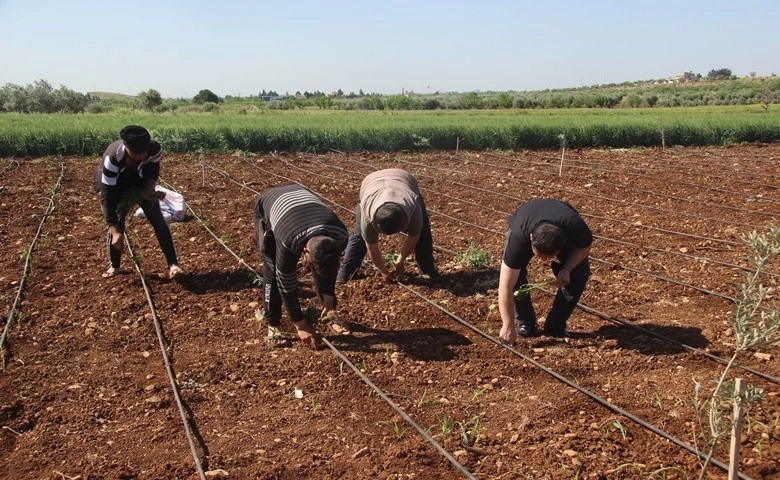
[553, 269, 571, 288]
[380, 271, 396, 283]
[294, 321, 322, 349]
[394, 257, 406, 274]
[499, 324, 517, 345]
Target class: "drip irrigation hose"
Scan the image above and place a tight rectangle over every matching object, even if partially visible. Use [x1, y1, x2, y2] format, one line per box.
[1, 163, 64, 370]
[478, 150, 780, 211]
[322, 337, 476, 479]
[176, 165, 476, 478]
[125, 239, 207, 480]
[387, 155, 751, 241]
[393, 281, 754, 480]
[196, 155, 767, 477]
[510, 149, 780, 197]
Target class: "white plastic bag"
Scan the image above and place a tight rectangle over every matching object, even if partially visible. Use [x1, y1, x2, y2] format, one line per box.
[134, 186, 187, 222]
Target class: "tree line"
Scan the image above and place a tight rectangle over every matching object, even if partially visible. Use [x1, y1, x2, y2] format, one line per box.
[1, 72, 777, 114]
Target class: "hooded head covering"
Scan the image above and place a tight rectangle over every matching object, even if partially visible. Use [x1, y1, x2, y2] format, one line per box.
[120, 125, 151, 153]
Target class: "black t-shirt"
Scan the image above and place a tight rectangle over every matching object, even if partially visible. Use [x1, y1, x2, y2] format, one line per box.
[503, 199, 592, 270]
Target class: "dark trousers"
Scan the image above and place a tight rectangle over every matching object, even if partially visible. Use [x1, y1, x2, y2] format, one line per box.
[104, 197, 178, 269]
[256, 221, 283, 327]
[513, 258, 590, 333]
[338, 198, 437, 281]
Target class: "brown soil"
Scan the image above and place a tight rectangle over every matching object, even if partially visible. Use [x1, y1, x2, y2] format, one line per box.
[1, 145, 779, 480]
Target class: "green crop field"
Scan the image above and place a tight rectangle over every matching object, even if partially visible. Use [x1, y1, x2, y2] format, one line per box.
[1, 106, 778, 157]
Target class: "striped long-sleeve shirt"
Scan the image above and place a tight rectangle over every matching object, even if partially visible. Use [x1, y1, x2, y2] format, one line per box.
[255, 185, 347, 320]
[94, 139, 162, 226]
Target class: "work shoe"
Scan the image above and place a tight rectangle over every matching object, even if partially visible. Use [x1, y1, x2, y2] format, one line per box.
[516, 324, 538, 337]
[169, 265, 184, 279]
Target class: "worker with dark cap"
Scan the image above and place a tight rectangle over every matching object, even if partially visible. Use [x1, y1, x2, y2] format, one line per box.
[93, 125, 183, 279]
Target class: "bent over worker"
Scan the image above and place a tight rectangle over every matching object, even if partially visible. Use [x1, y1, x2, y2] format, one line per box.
[254, 185, 349, 348]
[498, 199, 592, 344]
[337, 168, 441, 283]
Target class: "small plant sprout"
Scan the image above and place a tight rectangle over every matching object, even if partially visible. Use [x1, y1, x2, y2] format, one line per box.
[458, 416, 482, 447]
[433, 412, 453, 438]
[455, 241, 492, 269]
[416, 389, 432, 408]
[303, 306, 321, 327]
[472, 386, 487, 401]
[513, 280, 551, 299]
[389, 421, 405, 439]
[600, 417, 629, 440]
[383, 252, 399, 269]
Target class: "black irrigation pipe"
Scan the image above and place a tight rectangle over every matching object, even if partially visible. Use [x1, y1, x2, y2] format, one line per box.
[516, 148, 780, 196]
[487, 150, 780, 208]
[305, 155, 770, 279]
[293, 154, 779, 385]
[124, 239, 207, 480]
[171, 164, 477, 478]
[468, 153, 780, 221]
[303, 154, 747, 297]
[321, 152, 748, 246]
[394, 282, 753, 479]
[207, 155, 765, 478]
[322, 337, 475, 479]
[1, 163, 64, 371]
[388, 155, 752, 241]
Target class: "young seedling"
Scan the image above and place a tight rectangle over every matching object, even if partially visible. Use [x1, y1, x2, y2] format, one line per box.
[472, 386, 487, 401]
[383, 252, 399, 269]
[455, 241, 492, 269]
[388, 421, 405, 439]
[432, 412, 453, 438]
[458, 416, 482, 447]
[513, 280, 551, 299]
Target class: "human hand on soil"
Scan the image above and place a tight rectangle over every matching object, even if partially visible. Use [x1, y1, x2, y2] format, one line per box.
[294, 322, 322, 350]
[499, 324, 517, 345]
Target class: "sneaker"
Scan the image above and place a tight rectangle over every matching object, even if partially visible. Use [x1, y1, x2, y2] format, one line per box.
[169, 265, 184, 279]
[516, 324, 538, 337]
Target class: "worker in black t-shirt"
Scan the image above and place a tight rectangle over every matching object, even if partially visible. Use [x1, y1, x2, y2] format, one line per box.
[498, 199, 592, 344]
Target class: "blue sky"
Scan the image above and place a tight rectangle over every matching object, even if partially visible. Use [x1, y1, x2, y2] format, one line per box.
[1, 0, 778, 98]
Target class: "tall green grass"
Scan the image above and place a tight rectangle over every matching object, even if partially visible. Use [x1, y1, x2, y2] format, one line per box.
[1, 107, 778, 157]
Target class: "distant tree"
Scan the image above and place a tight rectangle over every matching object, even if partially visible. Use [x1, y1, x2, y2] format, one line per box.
[136, 89, 162, 110]
[27, 79, 57, 113]
[459, 91, 483, 109]
[422, 98, 441, 110]
[626, 93, 642, 108]
[646, 94, 659, 107]
[359, 89, 365, 96]
[54, 85, 89, 112]
[193, 89, 220, 104]
[495, 92, 514, 109]
[759, 89, 775, 113]
[707, 68, 733, 80]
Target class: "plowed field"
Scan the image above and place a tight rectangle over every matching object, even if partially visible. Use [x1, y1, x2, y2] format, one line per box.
[1, 144, 779, 479]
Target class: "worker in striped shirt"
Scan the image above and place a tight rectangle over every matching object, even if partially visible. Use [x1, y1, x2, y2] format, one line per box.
[93, 125, 183, 280]
[254, 185, 349, 348]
